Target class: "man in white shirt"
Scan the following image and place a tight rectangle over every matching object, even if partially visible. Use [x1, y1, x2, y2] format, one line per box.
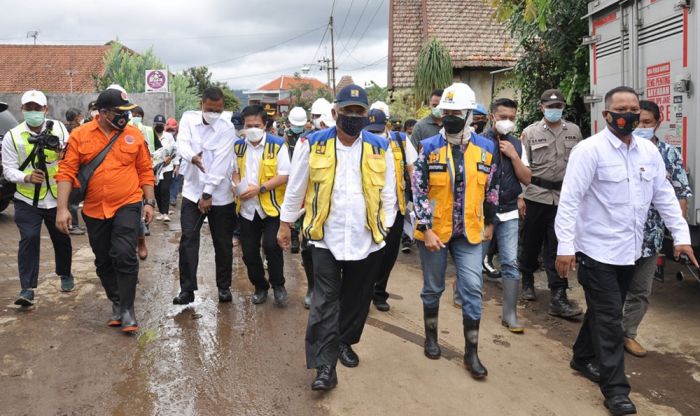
[2, 90, 74, 306]
[555, 86, 697, 416]
[173, 87, 237, 305]
[277, 85, 396, 391]
[233, 105, 290, 306]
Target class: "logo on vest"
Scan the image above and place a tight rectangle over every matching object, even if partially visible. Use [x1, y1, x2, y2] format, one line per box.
[428, 163, 447, 172]
[124, 135, 135, 144]
[476, 162, 491, 174]
[315, 142, 327, 154]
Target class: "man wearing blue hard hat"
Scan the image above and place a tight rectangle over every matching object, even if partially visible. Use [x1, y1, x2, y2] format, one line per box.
[471, 103, 489, 134]
[278, 84, 397, 391]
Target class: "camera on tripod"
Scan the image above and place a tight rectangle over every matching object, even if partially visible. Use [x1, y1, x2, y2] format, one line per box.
[27, 120, 61, 152]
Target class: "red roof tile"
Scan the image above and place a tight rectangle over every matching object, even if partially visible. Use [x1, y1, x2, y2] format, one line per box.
[0, 44, 113, 93]
[389, 0, 518, 88]
[256, 75, 328, 92]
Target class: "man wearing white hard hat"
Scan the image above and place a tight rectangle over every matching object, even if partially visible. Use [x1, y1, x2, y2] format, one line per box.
[285, 106, 309, 254]
[2, 90, 73, 306]
[412, 82, 496, 379]
[310, 98, 331, 130]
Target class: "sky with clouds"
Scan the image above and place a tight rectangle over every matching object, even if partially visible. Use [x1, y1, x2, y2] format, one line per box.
[1, 0, 389, 91]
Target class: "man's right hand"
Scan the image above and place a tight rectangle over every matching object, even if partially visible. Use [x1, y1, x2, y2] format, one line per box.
[25, 169, 45, 184]
[555, 255, 577, 278]
[191, 152, 205, 173]
[277, 222, 292, 250]
[424, 229, 445, 252]
[517, 197, 527, 219]
[56, 207, 72, 235]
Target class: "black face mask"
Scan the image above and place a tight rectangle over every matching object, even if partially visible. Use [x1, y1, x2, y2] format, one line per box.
[337, 114, 369, 137]
[443, 115, 467, 135]
[471, 120, 487, 134]
[104, 110, 129, 130]
[606, 111, 640, 136]
[155, 125, 165, 134]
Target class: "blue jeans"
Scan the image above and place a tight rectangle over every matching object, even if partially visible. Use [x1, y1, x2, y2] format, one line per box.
[419, 236, 483, 319]
[170, 174, 182, 204]
[481, 216, 520, 280]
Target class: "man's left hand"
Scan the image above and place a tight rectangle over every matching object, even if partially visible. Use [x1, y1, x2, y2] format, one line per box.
[499, 140, 517, 159]
[240, 184, 260, 201]
[198, 197, 213, 214]
[483, 224, 494, 241]
[143, 204, 155, 225]
[674, 244, 699, 268]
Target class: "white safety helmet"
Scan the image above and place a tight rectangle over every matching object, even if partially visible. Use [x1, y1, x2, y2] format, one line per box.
[288, 106, 308, 127]
[370, 101, 390, 118]
[437, 83, 477, 111]
[320, 107, 336, 128]
[310, 98, 331, 116]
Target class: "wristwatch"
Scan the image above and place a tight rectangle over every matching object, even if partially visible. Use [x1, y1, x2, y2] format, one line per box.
[417, 223, 430, 232]
[144, 199, 157, 208]
[259, 185, 268, 194]
[201, 192, 212, 200]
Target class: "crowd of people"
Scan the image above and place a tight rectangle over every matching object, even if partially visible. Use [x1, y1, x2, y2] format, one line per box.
[1, 79, 697, 415]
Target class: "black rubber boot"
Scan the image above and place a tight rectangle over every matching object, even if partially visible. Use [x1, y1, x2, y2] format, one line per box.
[423, 305, 441, 359]
[521, 275, 537, 301]
[463, 318, 488, 379]
[549, 287, 582, 318]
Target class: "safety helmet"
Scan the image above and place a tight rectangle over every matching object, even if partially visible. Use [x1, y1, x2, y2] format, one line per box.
[310, 98, 331, 116]
[288, 106, 307, 127]
[320, 107, 336, 128]
[437, 83, 477, 111]
[369, 101, 390, 118]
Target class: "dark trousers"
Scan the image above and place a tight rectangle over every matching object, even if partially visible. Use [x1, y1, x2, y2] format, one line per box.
[155, 171, 173, 215]
[301, 238, 314, 292]
[239, 212, 285, 290]
[574, 253, 635, 399]
[83, 203, 140, 308]
[519, 199, 567, 289]
[305, 247, 383, 369]
[13, 200, 72, 289]
[374, 212, 404, 302]
[178, 198, 235, 292]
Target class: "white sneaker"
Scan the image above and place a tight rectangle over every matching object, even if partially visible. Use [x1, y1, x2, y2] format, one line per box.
[168, 210, 174, 215]
[163, 214, 171, 222]
[156, 213, 164, 221]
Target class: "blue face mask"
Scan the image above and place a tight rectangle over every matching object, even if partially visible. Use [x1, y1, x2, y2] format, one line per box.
[543, 108, 563, 123]
[290, 125, 305, 135]
[633, 127, 655, 140]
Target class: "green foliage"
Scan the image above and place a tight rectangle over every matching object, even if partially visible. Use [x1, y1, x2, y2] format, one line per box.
[366, 81, 388, 105]
[170, 73, 200, 120]
[183, 66, 240, 111]
[388, 89, 430, 122]
[288, 73, 332, 111]
[492, 0, 591, 136]
[414, 38, 453, 107]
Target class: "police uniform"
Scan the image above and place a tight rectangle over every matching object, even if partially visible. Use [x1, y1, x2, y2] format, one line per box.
[520, 94, 582, 310]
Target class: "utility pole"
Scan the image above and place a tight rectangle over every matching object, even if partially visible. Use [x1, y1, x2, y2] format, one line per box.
[329, 16, 337, 96]
[27, 31, 39, 45]
[319, 57, 332, 90]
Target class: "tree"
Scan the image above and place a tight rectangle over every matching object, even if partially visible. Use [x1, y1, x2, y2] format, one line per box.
[491, 0, 590, 136]
[414, 38, 453, 107]
[365, 81, 388, 105]
[288, 73, 332, 111]
[183, 66, 240, 111]
[170, 73, 200, 120]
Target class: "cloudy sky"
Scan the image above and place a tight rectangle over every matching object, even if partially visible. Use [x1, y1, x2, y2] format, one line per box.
[1, 0, 389, 90]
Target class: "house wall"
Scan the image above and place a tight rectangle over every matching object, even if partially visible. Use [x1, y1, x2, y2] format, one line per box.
[0, 92, 175, 124]
[453, 68, 517, 107]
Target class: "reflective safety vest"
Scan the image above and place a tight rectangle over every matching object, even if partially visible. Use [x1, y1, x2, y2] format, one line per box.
[234, 134, 286, 217]
[131, 122, 155, 154]
[388, 131, 409, 215]
[7, 121, 64, 201]
[303, 128, 390, 244]
[414, 132, 495, 244]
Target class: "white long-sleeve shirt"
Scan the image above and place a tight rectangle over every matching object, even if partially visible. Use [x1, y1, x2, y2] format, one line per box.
[238, 133, 291, 221]
[177, 111, 236, 206]
[555, 127, 690, 266]
[1, 119, 69, 209]
[280, 131, 397, 261]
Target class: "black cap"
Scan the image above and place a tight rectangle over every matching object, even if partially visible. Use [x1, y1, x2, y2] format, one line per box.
[541, 89, 565, 104]
[231, 111, 244, 130]
[0, 102, 7, 113]
[367, 109, 387, 133]
[95, 89, 137, 111]
[88, 100, 97, 111]
[153, 114, 166, 124]
[335, 84, 368, 109]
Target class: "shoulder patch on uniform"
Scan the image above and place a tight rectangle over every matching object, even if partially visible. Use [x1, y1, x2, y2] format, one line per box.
[124, 135, 135, 144]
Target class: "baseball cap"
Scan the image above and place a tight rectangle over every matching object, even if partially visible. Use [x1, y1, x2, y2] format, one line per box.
[335, 84, 368, 109]
[88, 100, 97, 111]
[153, 114, 166, 124]
[231, 111, 244, 130]
[541, 89, 565, 104]
[165, 118, 178, 131]
[473, 103, 488, 116]
[366, 109, 387, 133]
[21, 90, 47, 107]
[95, 89, 137, 111]
[0, 102, 8, 112]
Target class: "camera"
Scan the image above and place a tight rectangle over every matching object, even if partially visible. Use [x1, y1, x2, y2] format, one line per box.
[27, 120, 61, 152]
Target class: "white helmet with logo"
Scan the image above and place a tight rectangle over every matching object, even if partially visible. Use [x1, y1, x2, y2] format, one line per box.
[370, 101, 390, 118]
[310, 98, 331, 116]
[288, 106, 307, 127]
[437, 82, 477, 111]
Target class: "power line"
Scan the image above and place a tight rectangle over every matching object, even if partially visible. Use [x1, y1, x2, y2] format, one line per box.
[338, 0, 370, 56]
[310, 24, 330, 69]
[336, 0, 355, 41]
[339, 55, 388, 72]
[343, 0, 386, 63]
[218, 65, 305, 82]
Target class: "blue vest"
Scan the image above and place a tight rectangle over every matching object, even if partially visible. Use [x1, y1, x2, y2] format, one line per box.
[482, 129, 523, 213]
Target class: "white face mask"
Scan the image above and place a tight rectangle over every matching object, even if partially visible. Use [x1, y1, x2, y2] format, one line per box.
[243, 127, 265, 143]
[90, 110, 99, 118]
[202, 111, 221, 125]
[313, 118, 322, 130]
[495, 119, 515, 135]
[633, 127, 655, 140]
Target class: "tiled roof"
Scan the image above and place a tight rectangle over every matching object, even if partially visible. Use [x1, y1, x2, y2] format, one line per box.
[389, 0, 518, 88]
[256, 75, 327, 92]
[335, 75, 355, 92]
[0, 44, 112, 93]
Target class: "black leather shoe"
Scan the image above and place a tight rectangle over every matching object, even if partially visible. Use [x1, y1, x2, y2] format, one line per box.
[338, 343, 359, 368]
[173, 291, 195, 305]
[521, 282, 537, 301]
[273, 286, 288, 306]
[570, 359, 601, 383]
[549, 287, 583, 318]
[373, 299, 390, 312]
[604, 395, 637, 415]
[218, 288, 233, 303]
[311, 365, 338, 391]
[252, 289, 268, 305]
[291, 238, 300, 254]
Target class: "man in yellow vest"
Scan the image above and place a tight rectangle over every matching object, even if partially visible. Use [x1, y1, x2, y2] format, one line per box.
[130, 106, 156, 154]
[277, 84, 397, 391]
[1, 90, 73, 306]
[233, 105, 290, 306]
[412, 82, 496, 379]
